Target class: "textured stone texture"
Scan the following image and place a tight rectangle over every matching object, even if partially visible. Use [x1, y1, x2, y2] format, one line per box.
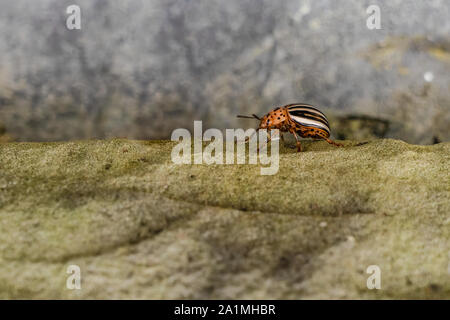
[0, 1, 449, 143]
[0, 139, 448, 299]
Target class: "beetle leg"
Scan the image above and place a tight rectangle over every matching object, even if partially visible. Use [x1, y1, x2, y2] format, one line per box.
[272, 129, 289, 149]
[245, 128, 258, 143]
[280, 132, 291, 148]
[290, 129, 302, 152]
[257, 129, 272, 152]
[324, 137, 343, 147]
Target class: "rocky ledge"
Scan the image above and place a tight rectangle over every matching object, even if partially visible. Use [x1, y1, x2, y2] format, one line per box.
[0, 139, 448, 299]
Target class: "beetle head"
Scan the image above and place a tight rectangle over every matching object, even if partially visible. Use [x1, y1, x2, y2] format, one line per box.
[259, 114, 271, 129]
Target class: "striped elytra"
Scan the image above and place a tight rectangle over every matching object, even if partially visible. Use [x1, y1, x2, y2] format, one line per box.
[237, 103, 343, 152]
[286, 104, 331, 137]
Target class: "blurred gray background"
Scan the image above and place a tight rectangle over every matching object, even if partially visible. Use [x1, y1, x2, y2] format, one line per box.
[0, 0, 449, 143]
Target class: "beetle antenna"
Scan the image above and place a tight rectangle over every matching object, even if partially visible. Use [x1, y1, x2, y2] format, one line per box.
[237, 114, 261, 120]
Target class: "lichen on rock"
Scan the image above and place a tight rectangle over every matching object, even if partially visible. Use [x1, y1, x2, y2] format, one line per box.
[0, 139, 448, 299]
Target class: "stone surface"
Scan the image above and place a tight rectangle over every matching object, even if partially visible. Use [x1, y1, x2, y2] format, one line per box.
[0, 1, 449, 143]
[0, 139, 448, 299]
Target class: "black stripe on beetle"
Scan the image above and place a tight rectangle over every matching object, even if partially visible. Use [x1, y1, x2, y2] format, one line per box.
[288, 110, 330, 126]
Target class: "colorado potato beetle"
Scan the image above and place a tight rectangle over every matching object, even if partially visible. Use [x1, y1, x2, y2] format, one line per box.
[237, 103, 343, 152]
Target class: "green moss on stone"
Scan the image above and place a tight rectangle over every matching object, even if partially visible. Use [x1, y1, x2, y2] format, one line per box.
[0, 139, 448, 299]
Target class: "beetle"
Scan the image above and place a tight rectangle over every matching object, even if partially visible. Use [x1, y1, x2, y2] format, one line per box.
[237, 103, 343, 152]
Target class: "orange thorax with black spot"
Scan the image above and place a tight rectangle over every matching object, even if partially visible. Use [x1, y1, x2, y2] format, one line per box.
[259, 107, 290, 130]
